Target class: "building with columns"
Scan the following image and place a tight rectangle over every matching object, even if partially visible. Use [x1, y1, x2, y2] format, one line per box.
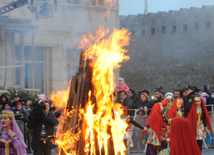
[0, 0, 120, 96]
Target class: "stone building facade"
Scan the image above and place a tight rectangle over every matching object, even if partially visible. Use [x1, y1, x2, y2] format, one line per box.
[120, 5, 214, 93]
[0, 0, 119, 96]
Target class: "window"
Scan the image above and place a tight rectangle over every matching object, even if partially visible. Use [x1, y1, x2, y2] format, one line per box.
[183, 25, 188, 31]
[206, 21, 211, 29]
[151, 28, 155, 35]
[161, 26, 166, 34]
[172, 25, 176, 33]
[194, 23, 199, 30]
[142, 30, 145, 36]
[67, 0, 77, 3]
[15, 46, 44, 92]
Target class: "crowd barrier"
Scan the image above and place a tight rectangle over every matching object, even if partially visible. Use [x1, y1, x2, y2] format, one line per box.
[127, 105, 214, 154]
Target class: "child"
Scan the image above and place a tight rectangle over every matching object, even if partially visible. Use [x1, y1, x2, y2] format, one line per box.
[115, 77, 129, 93]
[187, 97, 211, 151]
[167, 98, 184, 119]
[142, 100, 168, 155]
[4, 102, 12, 110]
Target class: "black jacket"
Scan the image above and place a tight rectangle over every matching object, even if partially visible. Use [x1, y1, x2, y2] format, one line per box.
[184, 91, 196, 117]
[120, 96, 136, 116]
[130, 95, 139, 106]
[206, 96, 214, 112]
[27, 110, 58, 150]
[136, 100, 153, 115]
[151, 96, 163, 105]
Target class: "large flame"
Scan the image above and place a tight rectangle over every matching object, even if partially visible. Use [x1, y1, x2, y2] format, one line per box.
[52, 26, 130, 155]
[80, 26, 130, 155]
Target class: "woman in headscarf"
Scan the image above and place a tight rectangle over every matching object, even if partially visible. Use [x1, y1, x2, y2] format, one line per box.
[187, 97, 211, 151]
[142, 100, 169, 155]
[0, 110, 27, 155]
[118, 105, 144, 148]
[167, 98, 184, 119]
[159, 117, 201, 155]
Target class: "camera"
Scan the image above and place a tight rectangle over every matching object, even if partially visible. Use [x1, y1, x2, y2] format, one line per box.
[33, 100, 47, 118]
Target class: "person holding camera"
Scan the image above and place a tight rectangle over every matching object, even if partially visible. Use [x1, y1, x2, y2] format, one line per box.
[27, 94, 58, 155]
[13, 102, 28, 123]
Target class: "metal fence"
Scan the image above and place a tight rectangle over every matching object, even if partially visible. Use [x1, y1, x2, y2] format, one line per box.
[127, 105, 214, 154]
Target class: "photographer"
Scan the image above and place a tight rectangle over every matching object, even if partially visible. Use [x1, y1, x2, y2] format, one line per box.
[27, 94, 58, 155]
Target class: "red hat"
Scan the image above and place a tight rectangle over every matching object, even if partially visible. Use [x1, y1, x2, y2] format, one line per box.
[16, 102, 22, 107]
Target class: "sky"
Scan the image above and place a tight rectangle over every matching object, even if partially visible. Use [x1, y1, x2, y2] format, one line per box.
[119, 0, 214, 15]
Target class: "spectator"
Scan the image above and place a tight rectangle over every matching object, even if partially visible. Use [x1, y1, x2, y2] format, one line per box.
[173, 90, 180, 100]
[161, 91, 165, 99]
[207, 90, 214, 111]
[4, 102, 12, 110]
[24, 98, 33, 114]
[151, 89, 163, 104]
[156, 86, 163, 92]
[118, 90, 136, 115]
[200, 92, 209, 105]
[183, 85, 196, 117]
[0, 93, 8, 109]
[10, 97, 14, 104]
[28, 99, 58, 155]
[165, 92, 173, 111]
[12, 93, 21, 109]
[13, 102, 28, 123]
[142, 90, 150, 96]
[127, 89, 139, 105]
[115, 77, 129, 93]
[203, 84, 210, 95]
[137, 93, 153, 115]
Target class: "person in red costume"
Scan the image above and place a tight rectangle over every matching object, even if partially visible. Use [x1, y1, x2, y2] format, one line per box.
[170, 117, 201, 155]
[142, 100, 168, 155]
[167, 98, 184, 119]
[187, 97, 211, 151]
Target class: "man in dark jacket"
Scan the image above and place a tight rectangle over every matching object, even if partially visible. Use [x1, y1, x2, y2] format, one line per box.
[0, 93, 8, 109]
[183, 85, 196, 117]
[207, 90, 214, 112]
[151, 89, 163, 105]
[118, 90, 136, 116]
[28, 100, 58, 155]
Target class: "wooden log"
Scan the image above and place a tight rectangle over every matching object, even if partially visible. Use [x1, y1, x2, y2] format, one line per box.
[78, 51, 85, 73]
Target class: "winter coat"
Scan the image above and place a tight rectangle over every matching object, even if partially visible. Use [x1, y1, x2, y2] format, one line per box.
[27, 110, 58, 151]
[119, 96, 136, 116]
[136, 100, 153, 115]
[115, 84, 129, 93]
[183, 91, 196, 117]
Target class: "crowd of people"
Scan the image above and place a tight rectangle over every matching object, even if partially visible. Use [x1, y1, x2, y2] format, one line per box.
[115, 77, 213, 155]
[0, 77, 213, 155]
[0, 93, 58, 155]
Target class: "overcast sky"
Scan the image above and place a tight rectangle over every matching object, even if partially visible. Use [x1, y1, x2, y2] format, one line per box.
[119, 0, 214, 15]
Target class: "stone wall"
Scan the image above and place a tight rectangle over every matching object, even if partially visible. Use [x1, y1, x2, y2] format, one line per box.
[120, 5, 214, 94]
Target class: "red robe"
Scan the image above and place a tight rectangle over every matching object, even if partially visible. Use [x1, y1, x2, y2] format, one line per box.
[149, 100, 168, 116]
[167, 98, 184, 119]
[187, 97, 211, 137]
[170, 117, 201, 155]
[142, 110, 167, 145]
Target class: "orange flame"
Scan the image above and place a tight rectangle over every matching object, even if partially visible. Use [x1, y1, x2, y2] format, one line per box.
[52, 26, 130, 155]
[80, 26, 130, 154]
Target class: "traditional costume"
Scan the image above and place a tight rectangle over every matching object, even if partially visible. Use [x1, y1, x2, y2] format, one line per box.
[119, 105, 144, 147]
[142, 100, 168, 155]
[0, 110, 27, 155]
[187, 97, 211, 151]
[167, 98, 184, 119]
[170, 117, 201, 155]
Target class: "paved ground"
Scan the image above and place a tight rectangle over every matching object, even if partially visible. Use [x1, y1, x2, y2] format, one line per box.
[27, 149, 214, 155]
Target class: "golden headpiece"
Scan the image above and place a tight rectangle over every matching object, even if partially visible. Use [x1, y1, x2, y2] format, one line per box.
[176, 98, 183, 104]
[1, 110, 14, 118]
[194, 97, 201, 102]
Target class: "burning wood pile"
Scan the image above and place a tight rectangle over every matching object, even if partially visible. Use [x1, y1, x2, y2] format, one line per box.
[51, 27, 131, 155]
